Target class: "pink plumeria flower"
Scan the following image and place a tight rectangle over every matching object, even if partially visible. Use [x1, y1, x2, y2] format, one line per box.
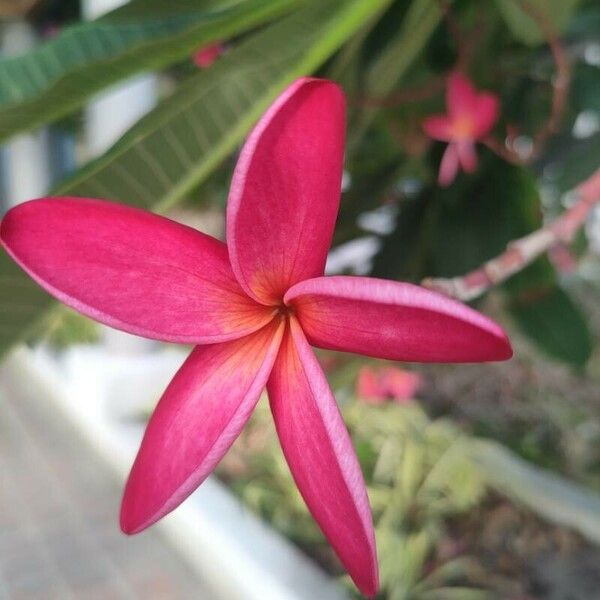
[423, 72, 500, 186]
[192, 42, 224, 68]
[0, 78, 512, 597]
[357, 366, 423, 404]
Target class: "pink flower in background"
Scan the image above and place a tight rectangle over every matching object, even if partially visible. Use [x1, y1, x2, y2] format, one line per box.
[423, 72, 499, 186]
[192, 42, 224, 68]
[357, 366, 423, 403]
[548, 243, 578, 274]
[0, 78, 512, 597]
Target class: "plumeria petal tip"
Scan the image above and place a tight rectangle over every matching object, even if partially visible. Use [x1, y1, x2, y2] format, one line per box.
[227, 77, 345, 305]
[268, 319, 378, 596]
[121, 319, 284, 534]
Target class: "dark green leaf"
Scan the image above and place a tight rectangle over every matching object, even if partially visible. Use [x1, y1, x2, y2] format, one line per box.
[495, 0, 582, 46]
[431, 153, 541, 277]
[371, 188, 438, 282]
[428, 153, 591, 366]
[0, 0, 299, 140]
[549, 133, 600, 194]
[349, 0, 445, 149]
[507, 279, 592, 366]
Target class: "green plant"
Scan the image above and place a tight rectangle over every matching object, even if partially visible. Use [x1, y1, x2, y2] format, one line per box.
[1, 0, 598, 365]
[220, 400, 489, 599]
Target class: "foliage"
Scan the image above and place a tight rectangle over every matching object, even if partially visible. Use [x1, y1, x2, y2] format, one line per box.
[346, 403, 488, 600]
[218, 388, 600, 599]
[39, 308, 100, 348]
[1, 0, 599, 594]
[494, 0, 582, 46]
[1, 0, 599, 365]
[469, 438, 600, 545]
[220, 400, 488, 600]
[0, 0, 300, 140]
[0, 0, 393, 356]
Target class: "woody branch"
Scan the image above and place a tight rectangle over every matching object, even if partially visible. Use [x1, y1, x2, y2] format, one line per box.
[422, 167, 600, 301]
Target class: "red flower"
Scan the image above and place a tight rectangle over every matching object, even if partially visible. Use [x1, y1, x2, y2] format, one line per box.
[423, 72, 499, 186]
[357, 366, 423, 403]
[192, 42, 224, 68]
[1, 78, 512, 597]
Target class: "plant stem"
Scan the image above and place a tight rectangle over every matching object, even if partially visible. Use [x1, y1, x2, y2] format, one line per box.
[422, 167, 600, 300]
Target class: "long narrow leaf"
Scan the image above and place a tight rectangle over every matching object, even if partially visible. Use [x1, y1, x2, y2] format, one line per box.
[0, 0, 298, 140]
[469, 438, 600, 545]
[348, 0, 444, 149]
[0, 0, 394, 357]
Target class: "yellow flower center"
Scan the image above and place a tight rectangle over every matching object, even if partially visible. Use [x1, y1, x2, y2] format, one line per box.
[451, 115, 475, 139]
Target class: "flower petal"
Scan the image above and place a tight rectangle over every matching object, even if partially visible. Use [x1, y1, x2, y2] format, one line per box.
[121, 319, 284, 534]
[357, 366, 386, 403]
[268, 319, 378, 596]
[1, 197, 273, 343]
[286, 276, 512, 362]
[473, 92, 499, 138]
[456, 140, 478, 173]
[447, 71, 478, 119]
[193, 42, 224, 68]
[227, 78, 345, 305]
[382, 367, 422, 402]
[423, 115, 454, 141]
[439, 143, 460, 186]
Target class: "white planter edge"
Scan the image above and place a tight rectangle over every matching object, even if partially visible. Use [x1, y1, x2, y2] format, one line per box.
[2, 345, 350, 600]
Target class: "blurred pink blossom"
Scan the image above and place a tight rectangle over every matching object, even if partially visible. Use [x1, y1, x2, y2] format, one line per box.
[423, 72, 499, 186]
[193, 42, 224, 68]
[357, 366, 423, 403]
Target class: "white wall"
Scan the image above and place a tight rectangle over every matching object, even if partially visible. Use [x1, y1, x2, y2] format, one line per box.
[82, 0, 157, 157]
[1, 22, 51, 207]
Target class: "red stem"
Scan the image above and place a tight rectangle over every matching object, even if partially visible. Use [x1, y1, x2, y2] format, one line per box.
[423, 168, 600, 301]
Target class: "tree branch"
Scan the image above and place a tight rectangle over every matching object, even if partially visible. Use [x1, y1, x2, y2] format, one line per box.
[422, 167, 600, 301]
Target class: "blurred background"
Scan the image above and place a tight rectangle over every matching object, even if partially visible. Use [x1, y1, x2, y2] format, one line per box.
[0, 0, 599, 599]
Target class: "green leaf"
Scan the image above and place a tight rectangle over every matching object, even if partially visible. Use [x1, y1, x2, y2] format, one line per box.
[42, 309, 100, 348]
[572, 64, 600, 114]
[364, 0, 443, 96]
[0, 0, 394, 359]
[418, 587, 490, 600]
[469, 438, 600, 545]
[349, 0, 444, 149]
[414, 557, 482, 592]
[371, 188, 438, 282]
[550, 133, 600, 194]
[495, 0, 582, 46]
[0, 0, 299, 141]
[428, 153, 591, 366]
[0, 257, 57, 353]
[431, 153, 542, 278]
[507, 282, 592, 367]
